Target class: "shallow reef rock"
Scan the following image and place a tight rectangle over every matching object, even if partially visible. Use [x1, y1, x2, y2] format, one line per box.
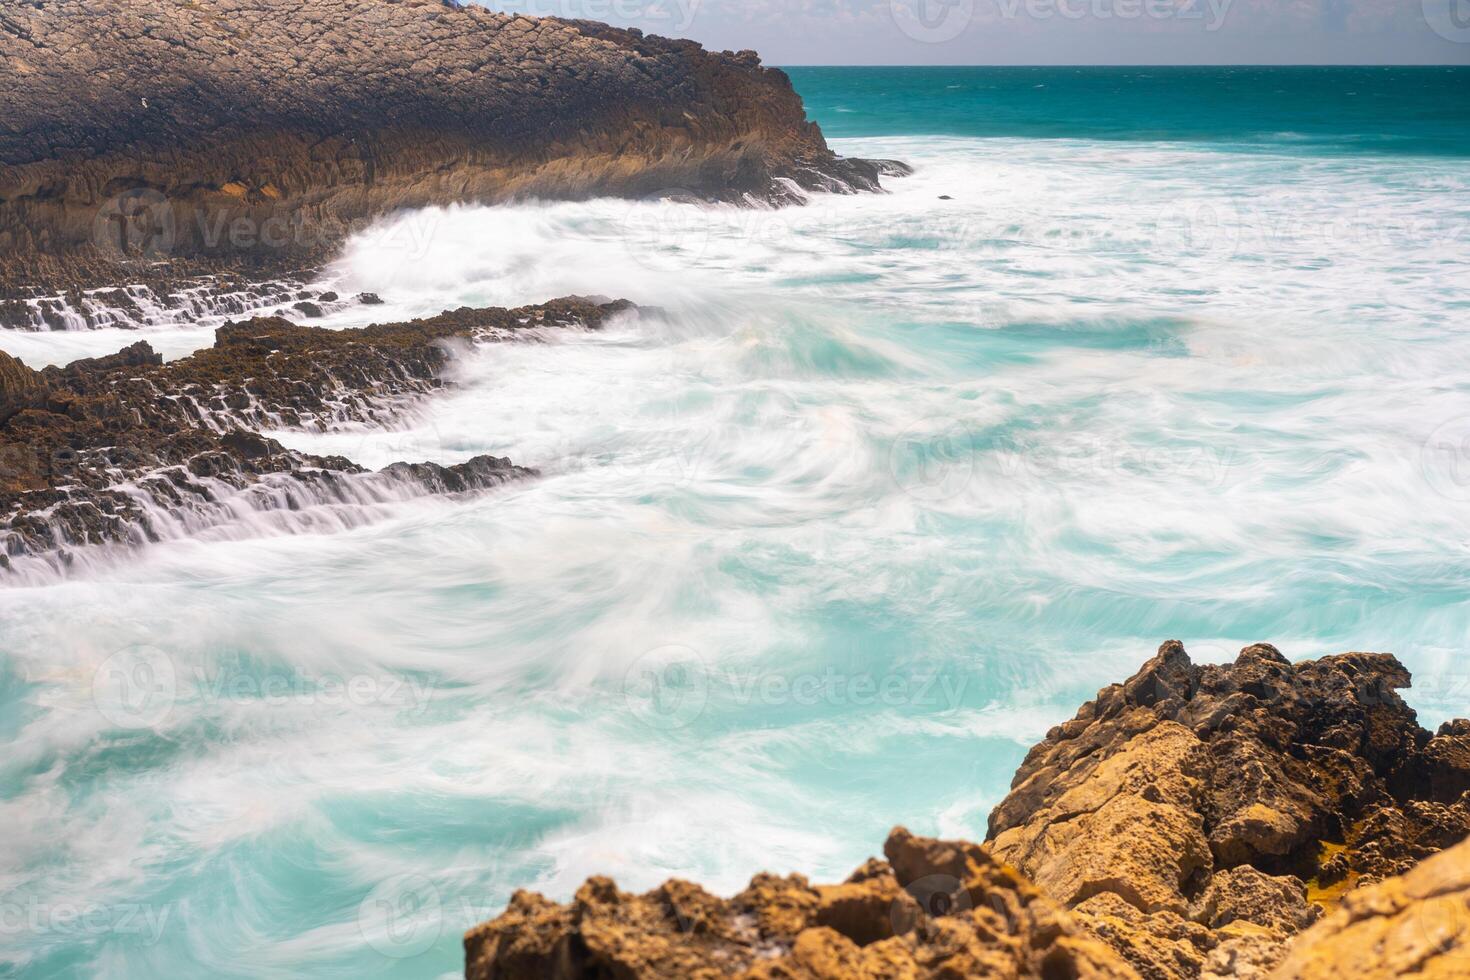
[0, 296, 632, 578]
[0, 0, 906, 292]
[467, 643, 1470, 979]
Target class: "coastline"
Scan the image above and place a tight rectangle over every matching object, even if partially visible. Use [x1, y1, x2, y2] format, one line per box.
[3, 5, 1467, 979]
[0, 0, 906, 577]
[466, 643, 1470, 978]
[0, 0, 906, 297]
[0, 298, 634, 580]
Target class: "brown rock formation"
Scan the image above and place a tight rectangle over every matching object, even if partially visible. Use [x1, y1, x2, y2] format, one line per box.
[1271, 833, 1470, 978]
[0, 296, 633, 576]
[985, 641, 1470, 977]
[464, 826, 1139, 979]
[465, 643, 1470, 979]
[0, 0, 905, 293]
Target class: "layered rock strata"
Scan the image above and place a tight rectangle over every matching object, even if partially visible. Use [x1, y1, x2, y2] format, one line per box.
[0, 296, 633, 578]
[0, 0, 907, 294]
[465, 643, 1470, 979]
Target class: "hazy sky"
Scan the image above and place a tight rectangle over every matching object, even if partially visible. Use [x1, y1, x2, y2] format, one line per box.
[476, 0, 1470, 64]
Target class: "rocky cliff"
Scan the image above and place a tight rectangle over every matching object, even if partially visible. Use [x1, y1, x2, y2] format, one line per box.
[464, 643, 1470, 979]
[0, 0, 905, 293]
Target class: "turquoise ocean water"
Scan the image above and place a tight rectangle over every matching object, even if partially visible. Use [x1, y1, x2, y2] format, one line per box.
[2, 67, 1469, 976]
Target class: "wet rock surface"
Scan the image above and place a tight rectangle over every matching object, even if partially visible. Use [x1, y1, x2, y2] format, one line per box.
[0, 296, 633, 578]
[466, 643, 1470, 979]
[0, 0, 907, 294]
[0, 270, 367, 330]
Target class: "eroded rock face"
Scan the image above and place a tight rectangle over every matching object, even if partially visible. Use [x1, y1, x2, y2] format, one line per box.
[987, 642, 1470, 977]
[0, 296, 634, 578]
[0, 0, 906, 292]
[1271, 834, 1470, 979]
[464, 826, 1139, 979]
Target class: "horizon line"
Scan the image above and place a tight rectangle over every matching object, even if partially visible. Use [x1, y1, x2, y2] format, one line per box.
[776, 62, 1469, 68]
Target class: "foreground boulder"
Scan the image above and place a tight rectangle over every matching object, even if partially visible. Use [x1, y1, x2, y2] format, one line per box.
[465, 826, 1138, 979]
[0, 0, 905, 292]
[987, 642, 1470, 977]
[0, 297, 633, 578]
[466, 643, 1470, 979]
[1272, 833, 1470, 978]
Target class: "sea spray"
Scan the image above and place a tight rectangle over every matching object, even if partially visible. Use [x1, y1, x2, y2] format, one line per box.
[2, 68, 1469, 978]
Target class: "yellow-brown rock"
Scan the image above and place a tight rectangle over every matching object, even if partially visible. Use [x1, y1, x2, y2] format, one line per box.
[464, 827, 1140, 980]
[466, 643, 1470, 979]
[1272, 834, 1470, 978]
[986, 641, 1470, 976]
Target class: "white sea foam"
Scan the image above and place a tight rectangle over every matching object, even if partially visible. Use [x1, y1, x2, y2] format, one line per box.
[2, 132, 1469, 975]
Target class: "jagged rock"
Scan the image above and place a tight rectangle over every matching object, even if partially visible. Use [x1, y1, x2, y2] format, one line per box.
[464, 826, 1139, 979]
[987, 641, 1470, 977]
[0, 295, 634, 576]
[0, 0, 907, 293]
[466, 644, 1470, 979]
[1190, 866, 1318, 936]
[1271, 834, 1470, 978]
[0, 349, 42, 423]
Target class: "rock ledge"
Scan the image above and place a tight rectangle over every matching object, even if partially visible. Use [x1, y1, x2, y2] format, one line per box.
[0, 0, 907, 293]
